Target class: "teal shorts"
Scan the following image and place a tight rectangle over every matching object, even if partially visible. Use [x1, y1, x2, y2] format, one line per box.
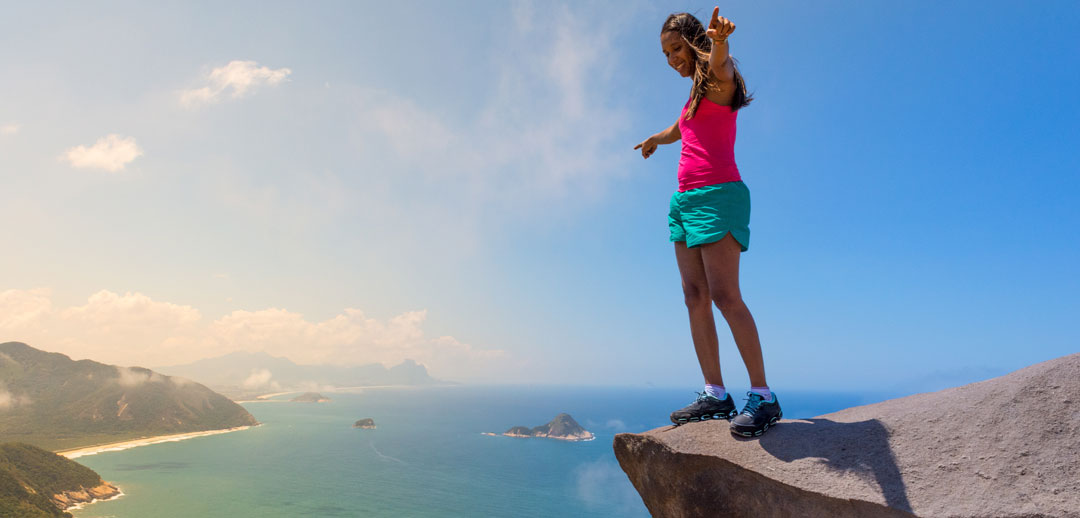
[668, 181, 751, 250]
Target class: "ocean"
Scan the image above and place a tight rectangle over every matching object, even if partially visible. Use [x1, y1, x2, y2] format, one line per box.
[70, 386, 886, 517]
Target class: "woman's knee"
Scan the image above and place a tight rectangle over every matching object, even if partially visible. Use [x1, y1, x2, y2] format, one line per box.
[682, 282, 710, 309]
[711, 289, 744, 314]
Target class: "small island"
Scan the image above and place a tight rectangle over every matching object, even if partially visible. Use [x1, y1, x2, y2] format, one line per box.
[353, 418, 376, 429]
[499, 413, 594, 441]
[290, 392, 331, 403]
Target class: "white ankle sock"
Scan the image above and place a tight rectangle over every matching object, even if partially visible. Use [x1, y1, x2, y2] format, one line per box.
[750, 386, 772, 400]
[704, 384, 726, 399]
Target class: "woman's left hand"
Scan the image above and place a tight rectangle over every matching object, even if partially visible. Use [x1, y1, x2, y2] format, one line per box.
[706, 7, 735, 43]
[634, 136, 659, 159]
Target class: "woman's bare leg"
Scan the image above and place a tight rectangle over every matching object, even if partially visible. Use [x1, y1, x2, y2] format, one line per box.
[699, 234, 767, 387]
[674, 241, 725, 386]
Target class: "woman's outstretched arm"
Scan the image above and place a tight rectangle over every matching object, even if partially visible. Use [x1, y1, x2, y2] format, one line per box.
[706, 7, 736, 83]
[635, 119, 682, 159]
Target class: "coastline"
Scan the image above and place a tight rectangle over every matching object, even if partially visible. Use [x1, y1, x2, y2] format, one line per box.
[234, 385, 450, 403]
[55, 425, 257, 459]
[60, 484, 125, 512]
[493, 432, 597, 442]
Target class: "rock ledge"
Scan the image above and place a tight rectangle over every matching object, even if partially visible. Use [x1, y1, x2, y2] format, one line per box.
[614, 353, 1080, 518]
[54, 482, 122, 510]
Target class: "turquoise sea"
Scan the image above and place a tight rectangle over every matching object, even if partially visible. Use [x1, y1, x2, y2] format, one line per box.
[71, 386, 886, 518]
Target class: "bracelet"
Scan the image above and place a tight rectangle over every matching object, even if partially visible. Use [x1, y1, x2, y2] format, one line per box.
[712, 38, 727, 45]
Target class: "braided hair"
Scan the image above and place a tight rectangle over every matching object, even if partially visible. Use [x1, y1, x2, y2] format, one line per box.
[662, 12, 752, 119]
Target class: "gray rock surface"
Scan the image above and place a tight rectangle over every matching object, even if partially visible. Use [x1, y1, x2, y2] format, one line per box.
[614, 353, 1080, 518]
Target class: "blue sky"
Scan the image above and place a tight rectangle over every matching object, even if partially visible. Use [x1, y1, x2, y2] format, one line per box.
[1, 1, 1077, 392]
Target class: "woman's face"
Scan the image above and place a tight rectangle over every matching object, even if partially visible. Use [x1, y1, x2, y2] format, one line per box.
[661, 31, 694, 78]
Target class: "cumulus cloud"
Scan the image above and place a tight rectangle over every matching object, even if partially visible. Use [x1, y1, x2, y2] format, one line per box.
[181, 60, 291, 107]
[0, 289, 205, 367]
[62, 290, 202, 330]
[0, 123, 19, 136]
[242, 368, 275, 389]
[0, 384, 32, 410]
[169, 376, 195, 387]
[115, 366, 165, 387]
[205, 307, 505, 375]
[62, 134, 143, 172]
[0, 288, 507, 381]
[0, 288, 53, 331]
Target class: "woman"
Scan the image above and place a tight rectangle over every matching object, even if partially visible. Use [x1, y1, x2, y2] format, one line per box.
[634, 8, 781, 437]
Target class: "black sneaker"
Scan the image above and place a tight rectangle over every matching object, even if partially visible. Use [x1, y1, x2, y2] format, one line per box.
[729, 392, 782, 437]
[670, 392, 737, 425]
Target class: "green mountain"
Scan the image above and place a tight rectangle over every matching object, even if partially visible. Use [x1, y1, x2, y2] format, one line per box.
[0, 442, 119, 518]
[0, 342, 258, 451]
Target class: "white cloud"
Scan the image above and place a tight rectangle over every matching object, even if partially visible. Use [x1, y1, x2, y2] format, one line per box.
[242, 368, 275, 389]
[181, 60, 291, 107]
[0, 288, 507, 381]
[62, 134, 143, 172]
[196, 5, 638, 266]
[348, 4, 631, 210]
[62, 290, 202, 331]
[0, 384, 32, 410]
[115, 366, 165, 387]
[0, 123, 19, 136]
[1, 289, 204, 367]
[205, 308, 504, 377]
[170, 376, 195, 387]
[0, 288, 53, 331]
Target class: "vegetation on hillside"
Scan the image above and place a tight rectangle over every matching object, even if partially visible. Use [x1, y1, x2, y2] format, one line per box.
[0, 342, 257, 450]
[0, 442, 104, 518]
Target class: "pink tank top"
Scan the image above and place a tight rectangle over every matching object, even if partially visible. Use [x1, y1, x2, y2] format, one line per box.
[677, 97, 741, 192]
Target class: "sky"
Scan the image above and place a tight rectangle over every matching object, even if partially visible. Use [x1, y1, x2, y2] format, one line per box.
[1, 1, 1077, 392]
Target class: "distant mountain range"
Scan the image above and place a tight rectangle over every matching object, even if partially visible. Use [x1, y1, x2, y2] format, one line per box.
[0, 342, 257, 451]
[155, 351, 446, 398]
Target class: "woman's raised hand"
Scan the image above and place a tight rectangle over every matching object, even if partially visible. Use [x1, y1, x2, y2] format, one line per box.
[634, 137, 659, 159]
[706, 7, 735, 43]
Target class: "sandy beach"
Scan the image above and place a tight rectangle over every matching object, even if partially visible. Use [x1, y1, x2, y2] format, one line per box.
[56, 425, 257, 459]
[232, 392, 301, 403]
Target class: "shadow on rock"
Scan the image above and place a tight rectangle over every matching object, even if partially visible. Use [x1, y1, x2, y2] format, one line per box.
[759, 418, 912, 513]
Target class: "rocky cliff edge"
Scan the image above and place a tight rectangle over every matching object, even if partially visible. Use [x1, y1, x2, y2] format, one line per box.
[614, 353, 1080, 518]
